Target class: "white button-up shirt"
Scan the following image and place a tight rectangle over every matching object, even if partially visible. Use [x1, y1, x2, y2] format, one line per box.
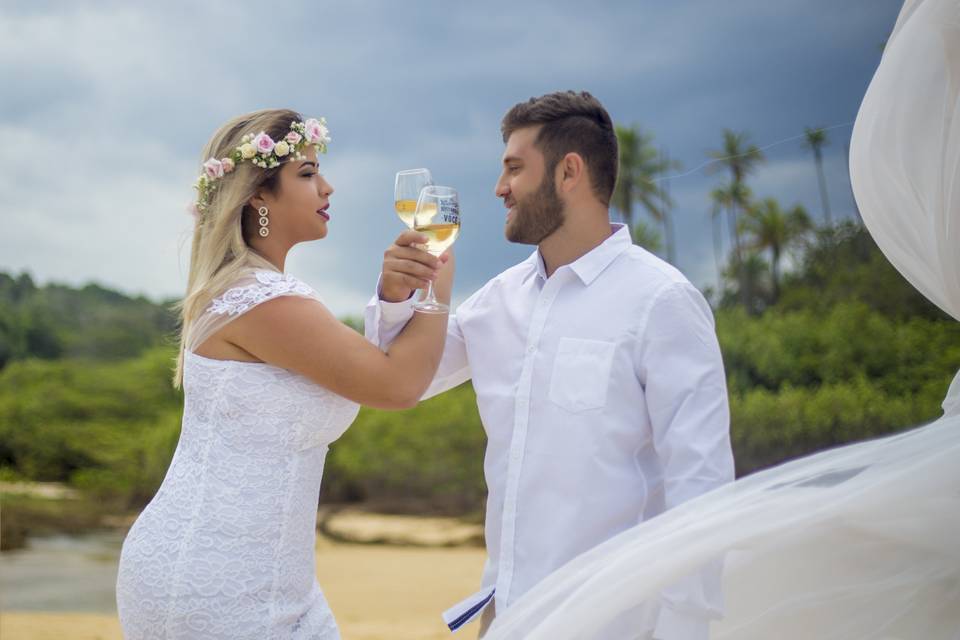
[365, 223, 734, 639]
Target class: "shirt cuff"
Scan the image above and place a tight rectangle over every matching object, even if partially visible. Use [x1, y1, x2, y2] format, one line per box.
[653, 605, 709, 640]
[375, 275, 416, 321]
[379, 295, 416, 324]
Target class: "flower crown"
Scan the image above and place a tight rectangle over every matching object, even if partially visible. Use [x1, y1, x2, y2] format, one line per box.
[191, 117, 330, 215]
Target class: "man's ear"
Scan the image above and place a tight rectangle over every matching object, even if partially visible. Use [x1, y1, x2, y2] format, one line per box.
[558, 152, 585, 194]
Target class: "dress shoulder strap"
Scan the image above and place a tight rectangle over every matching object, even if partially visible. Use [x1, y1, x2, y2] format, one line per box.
[209, 270, 319, 316]
[185, 270, 322, 354]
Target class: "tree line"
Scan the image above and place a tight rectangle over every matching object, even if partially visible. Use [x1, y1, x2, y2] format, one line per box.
[612, 123, 863, 313]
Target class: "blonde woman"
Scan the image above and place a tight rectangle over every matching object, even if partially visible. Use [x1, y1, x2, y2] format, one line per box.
[115, 108, 452, 639]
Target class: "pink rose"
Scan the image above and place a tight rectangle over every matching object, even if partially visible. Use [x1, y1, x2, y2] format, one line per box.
[304, 118, 329, 144]
[285, 131, 302, 145]
[253, 132, 275, 155]
[221, 157, 235, 173]
[203, 158, 224, 179]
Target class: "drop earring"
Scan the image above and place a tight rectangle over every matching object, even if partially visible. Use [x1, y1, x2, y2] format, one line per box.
[258, 206, 270, 237]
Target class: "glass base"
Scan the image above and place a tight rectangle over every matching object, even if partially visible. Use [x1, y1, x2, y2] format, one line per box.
[413, 300, 449, 314]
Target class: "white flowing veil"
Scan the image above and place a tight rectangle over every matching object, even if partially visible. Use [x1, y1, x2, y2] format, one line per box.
[484, 1, 960, 638]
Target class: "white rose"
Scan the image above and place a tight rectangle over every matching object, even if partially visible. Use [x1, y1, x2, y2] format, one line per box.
[274, 141, 290, 157]
[240, 143, 256, 159]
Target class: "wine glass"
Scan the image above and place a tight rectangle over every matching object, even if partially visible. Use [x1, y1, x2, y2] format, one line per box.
[394, 168, 433, 228]
[413, 186, 459, 314]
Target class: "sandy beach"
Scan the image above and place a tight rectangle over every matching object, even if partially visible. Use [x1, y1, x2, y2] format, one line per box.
[1, 513, 487, 640]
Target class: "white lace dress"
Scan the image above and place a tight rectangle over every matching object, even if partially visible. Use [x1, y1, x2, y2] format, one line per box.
[116, 270, 360, 639]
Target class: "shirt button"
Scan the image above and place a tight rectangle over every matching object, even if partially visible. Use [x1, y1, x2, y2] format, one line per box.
[526, 345, 536, 355]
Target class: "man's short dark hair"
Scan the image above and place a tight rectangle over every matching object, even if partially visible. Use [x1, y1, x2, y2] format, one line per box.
[501, 90, 618, 206]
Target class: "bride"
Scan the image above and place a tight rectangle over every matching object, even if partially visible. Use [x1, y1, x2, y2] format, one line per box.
[483, 0, 960, 637]
[115, 109, 452, 639]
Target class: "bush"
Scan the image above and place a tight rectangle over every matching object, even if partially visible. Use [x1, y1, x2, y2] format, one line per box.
[323, 383, 487, 514]
[0, 347, 182, 506]
[717, 302, 960, 395]
[1, 294, 955, 519]
[729, 375, 952, 476]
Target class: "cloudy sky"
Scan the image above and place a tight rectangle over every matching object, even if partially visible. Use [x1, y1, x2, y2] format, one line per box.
[2, 0, 903, 315]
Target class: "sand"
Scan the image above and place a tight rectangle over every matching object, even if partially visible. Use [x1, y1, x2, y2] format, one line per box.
[1, 536, 487, 640]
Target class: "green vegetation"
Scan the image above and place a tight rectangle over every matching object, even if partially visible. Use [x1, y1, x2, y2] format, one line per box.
[0, 272, 177, 368]
[1, 221, 955, 529]
[323, 383, 486, 516]
[1, 493, 109, 551]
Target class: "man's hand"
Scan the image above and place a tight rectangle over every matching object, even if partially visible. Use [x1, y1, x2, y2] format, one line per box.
[379, 230, 451, 303]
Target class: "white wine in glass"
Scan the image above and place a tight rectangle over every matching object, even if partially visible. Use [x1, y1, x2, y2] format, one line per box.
[413, 186, 460, 314]
[394, 168, 433, 228]
[418, 218, 459, 255]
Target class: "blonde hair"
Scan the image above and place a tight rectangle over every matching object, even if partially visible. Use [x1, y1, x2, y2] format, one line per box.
[171, 108, 303, 388]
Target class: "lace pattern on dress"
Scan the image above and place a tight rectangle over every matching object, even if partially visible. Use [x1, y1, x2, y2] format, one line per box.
[117, 268, 356, 638]
[185, 270, 321, 355]
[210, 271, 316, 317]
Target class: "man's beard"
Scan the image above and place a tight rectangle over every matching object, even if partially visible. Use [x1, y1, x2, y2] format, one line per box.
[505, 172, 565, 245]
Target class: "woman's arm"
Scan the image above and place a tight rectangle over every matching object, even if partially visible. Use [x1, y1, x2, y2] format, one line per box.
[222, 234, 454, 410]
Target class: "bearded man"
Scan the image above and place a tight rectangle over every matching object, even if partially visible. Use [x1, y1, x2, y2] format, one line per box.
[368, 90, 734, 640]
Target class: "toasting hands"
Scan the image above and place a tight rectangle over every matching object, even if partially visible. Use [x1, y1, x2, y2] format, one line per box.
[379, 230, 454, 304]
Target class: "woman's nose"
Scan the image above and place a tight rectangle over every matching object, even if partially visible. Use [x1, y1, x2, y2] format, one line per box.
[319, 176, 334, 196]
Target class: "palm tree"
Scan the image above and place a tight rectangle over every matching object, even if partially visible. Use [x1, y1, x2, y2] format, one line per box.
[707, 130, 765, 305]
[710, 181, 753, 265]
[707, 200, 724, 293]
[803, 126, 833, 226]
[613, 125, 673, 253]
[657, 148, 682, 264]
[721, 252, 771, 314]
[740, 198, 813, 301]
[631, 220, 663, 255]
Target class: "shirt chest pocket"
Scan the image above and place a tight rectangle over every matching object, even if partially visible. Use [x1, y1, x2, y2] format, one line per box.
[548, 337, 617, 413]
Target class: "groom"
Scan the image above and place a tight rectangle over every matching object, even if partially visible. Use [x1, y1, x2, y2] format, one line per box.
[367, 90, 734, 639]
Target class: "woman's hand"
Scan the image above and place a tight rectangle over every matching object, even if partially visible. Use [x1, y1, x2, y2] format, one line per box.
[380, 230, 451, 303]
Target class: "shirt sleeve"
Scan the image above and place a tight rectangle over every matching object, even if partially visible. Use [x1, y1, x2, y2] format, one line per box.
[363, 275, 417, 349]
[363, 275, 471, 400]
[636, 281, 735, 638]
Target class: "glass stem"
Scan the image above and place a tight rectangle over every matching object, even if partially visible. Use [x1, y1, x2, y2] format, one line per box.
[424, 279, 437, 305]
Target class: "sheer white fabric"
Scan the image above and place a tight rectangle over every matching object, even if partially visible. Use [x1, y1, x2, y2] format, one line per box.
[485, 403, 960, 640]
[850, 0, 960, 321]
[485, 1, 960, 638]
[185, 269, 322, 355]
[116, 269, 359, 639]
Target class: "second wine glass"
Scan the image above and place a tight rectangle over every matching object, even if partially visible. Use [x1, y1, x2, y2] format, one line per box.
[394, 168, 433, 228]
[413, 185, 460, 314]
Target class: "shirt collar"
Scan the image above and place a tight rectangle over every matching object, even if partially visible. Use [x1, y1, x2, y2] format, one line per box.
[530, 223, 632, 286]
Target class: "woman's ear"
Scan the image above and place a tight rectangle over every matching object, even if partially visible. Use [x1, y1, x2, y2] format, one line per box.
[248, 190, 267, 211]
